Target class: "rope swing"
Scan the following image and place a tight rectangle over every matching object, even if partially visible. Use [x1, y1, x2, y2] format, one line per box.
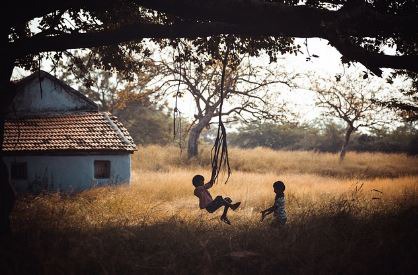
[173, 51, 183, 154]
[210, 46, 232, 184]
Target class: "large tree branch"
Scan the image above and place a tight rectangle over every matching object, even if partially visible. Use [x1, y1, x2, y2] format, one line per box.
[8, 21, 418, 74]
[135, 0, 417, 37]
[327, 35, 418, 76]
[9, 22, 312, 57]
[8, 0, 416, 40]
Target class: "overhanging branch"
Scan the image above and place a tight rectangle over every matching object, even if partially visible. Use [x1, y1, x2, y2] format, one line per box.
[327, 35, 418, 76]
[10, 21, 418, 74]
[135, 0, 418, 37]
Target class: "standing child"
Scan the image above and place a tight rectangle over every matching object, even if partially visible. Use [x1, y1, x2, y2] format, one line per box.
[192, 174, 241, 225]
[260, 181, 287, 225]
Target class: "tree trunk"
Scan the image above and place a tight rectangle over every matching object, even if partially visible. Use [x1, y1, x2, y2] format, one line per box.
[0, 54, 16, 236]
[187, 126, 202, 158]
[339, 126, 354, 161]
[187, 113, 213, 159]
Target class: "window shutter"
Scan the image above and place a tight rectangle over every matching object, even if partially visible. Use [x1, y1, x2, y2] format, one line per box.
[94, 160, 110, 179]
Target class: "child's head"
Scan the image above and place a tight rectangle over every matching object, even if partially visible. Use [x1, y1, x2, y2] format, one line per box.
[273, 181, 285, 194]
[192, 174, 205, 187]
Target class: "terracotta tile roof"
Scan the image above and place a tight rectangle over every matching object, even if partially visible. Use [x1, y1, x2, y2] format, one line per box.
[2, 112, 136, 153]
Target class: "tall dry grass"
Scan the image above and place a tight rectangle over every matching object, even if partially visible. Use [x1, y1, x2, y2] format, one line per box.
[14, 170, 416, 229]
[2, 146, 418, 274]
[135, 145, 418, 178]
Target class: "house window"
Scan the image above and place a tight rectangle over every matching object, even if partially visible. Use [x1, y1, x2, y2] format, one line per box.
[11, 162, 27, 180]
[94, 160, 110, 179]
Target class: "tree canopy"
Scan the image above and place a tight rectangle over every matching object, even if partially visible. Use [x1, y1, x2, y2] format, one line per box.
[3, 1, 417, 79]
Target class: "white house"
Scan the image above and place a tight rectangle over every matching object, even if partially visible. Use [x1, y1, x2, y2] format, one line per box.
[2, 71, 136, 192]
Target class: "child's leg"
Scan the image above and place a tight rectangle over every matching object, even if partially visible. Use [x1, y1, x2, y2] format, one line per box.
[225, 197, 241, 211]
[220, 205, 232, 225]
[221, 197, 240, 211]
[205, 196, 241, 224]
[221, 204, 230, 218]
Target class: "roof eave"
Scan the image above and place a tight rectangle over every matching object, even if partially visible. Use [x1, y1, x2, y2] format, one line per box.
[1, 149, 137, 156]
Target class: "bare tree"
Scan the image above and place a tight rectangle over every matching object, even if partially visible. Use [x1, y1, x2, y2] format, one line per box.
[56, 52, 153, 112]
[311, 71, 390, 161]
[144, 53, 299, 158]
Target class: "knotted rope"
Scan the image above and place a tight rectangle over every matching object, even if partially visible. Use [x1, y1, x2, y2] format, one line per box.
[210, 46, 232, 184]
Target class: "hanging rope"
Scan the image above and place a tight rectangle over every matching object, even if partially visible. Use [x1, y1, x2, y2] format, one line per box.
[210, 46, 232, 184]
[173, 85, 180, 138]
[177, 107, 183, 154]
[38, 55, 44, 99]
[173, 97, 183, 152]
[173, 50, 183, 154]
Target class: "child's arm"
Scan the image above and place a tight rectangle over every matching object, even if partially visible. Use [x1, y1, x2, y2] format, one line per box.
[260, 205, 275, 221]
[204, 179, 215, 189]
[262, 206, 275, 213]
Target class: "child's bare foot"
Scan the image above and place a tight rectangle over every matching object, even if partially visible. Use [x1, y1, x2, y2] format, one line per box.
[231, 202, 241, 211]
[220, 215, 231, 225]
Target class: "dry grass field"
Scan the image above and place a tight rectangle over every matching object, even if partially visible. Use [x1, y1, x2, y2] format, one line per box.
[1, 146, 418, 274]
[135, 145, 418, 178]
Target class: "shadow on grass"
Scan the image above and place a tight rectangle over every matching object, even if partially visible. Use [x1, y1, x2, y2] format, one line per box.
[1, 206, 417, 275]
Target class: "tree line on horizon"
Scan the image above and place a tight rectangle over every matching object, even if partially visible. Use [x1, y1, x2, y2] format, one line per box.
[228, 122, 418, 155]
[111, 98, 418, 155]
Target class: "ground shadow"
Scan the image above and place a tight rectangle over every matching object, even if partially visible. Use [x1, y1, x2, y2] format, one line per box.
[1, 206, 417, 275]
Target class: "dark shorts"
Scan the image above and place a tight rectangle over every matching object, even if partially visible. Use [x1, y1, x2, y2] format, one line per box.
[206, 196, 230, 213]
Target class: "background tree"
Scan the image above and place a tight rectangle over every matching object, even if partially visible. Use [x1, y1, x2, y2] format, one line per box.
[352, 124, 418, 155]
[142, 50, 298, 158]
[113, 97, 175, 146]
[57, 53, 120, 112]
[229, 122, 318, 150]
[230, 121, 418, 155]
[57, 55, 175, 146]
[311, 71, 391, 160]
[230, 121, 345, 152]
[56, 51, 156, 112]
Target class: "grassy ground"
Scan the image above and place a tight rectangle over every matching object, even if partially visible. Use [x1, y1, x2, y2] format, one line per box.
[136, 145, 418, 178]
[1, 146, 418, 274]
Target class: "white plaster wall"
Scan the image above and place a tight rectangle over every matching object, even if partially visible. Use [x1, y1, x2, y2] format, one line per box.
[11, 77, 95, 114]
[4, 154, 131, 192]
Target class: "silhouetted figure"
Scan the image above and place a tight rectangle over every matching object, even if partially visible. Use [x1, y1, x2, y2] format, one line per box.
[0, 159, 16, 236]
[193, 174, 241, 225]
[261, 181, 287, 226]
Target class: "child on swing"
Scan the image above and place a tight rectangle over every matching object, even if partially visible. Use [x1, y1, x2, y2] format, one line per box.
[192, 174, 241, 225]
[261, 181, 287, 226]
